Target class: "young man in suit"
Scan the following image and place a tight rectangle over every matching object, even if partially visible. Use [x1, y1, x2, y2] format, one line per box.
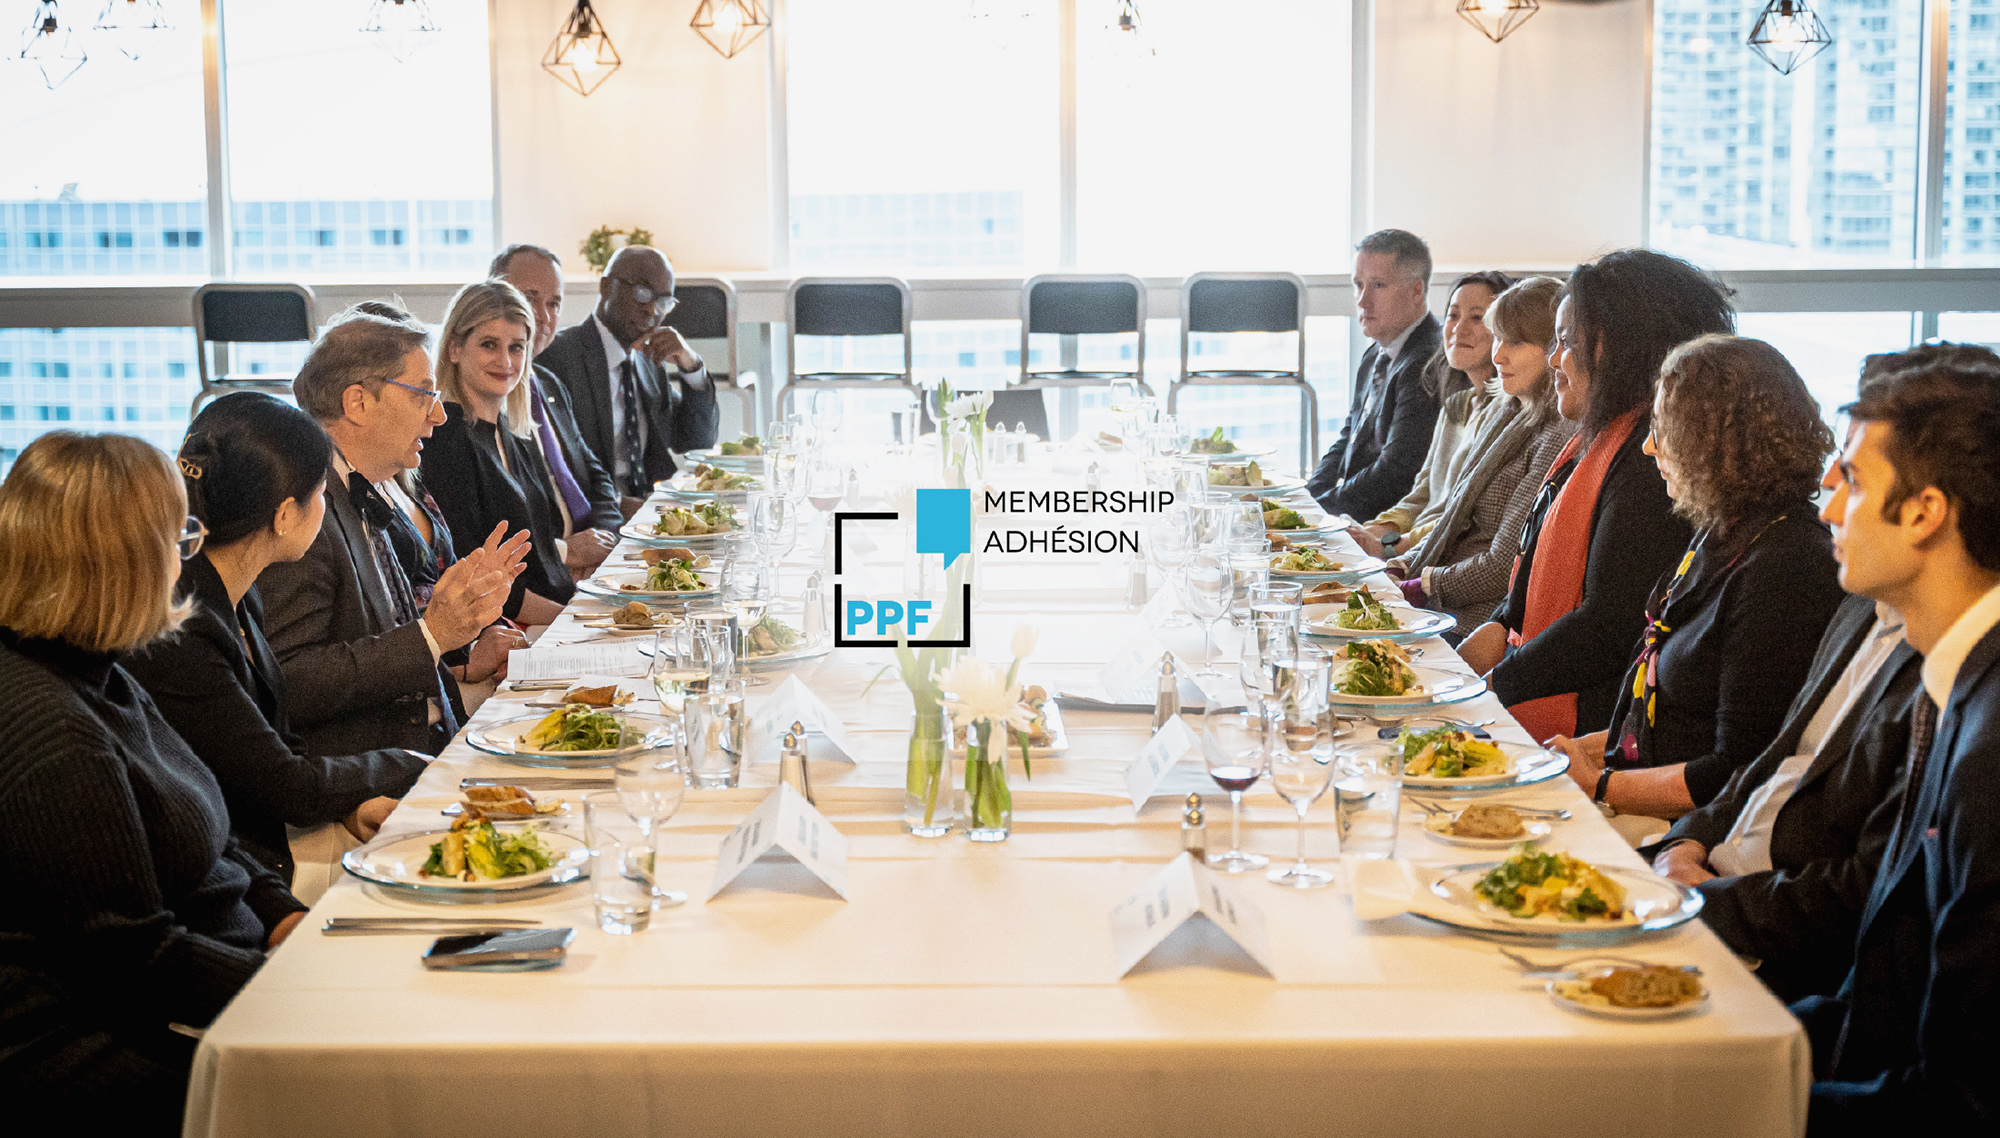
[536, 244, 720, 514]
[259, 310, 529, 757]
[491, 243, 626, 561]
[1794, 353, 2000, 1135]
[1305, 228, 1443, 519]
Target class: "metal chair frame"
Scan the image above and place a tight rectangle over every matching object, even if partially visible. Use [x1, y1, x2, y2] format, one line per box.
[1014, 273, 1152, 395]
[1168, 272, 1318, 471]
[190, 282, 317, 417]
[780, 276, 918, 420]
[666, 276, 758, 436]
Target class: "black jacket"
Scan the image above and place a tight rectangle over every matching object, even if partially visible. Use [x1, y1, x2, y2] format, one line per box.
[1797, 617, 2000, 1135]
[1306, 315, 1442, 519]
[1602, 507, 1844, 803]
[1488, 413, 1694, 737]
[421, 402, 577, 618]
[124, 554, 429, 881]
[1659, 593, 1922, 1002]
[0, 629, 302, 1128]
[533, 363, 624, 531]
[536, 314, 720, 494]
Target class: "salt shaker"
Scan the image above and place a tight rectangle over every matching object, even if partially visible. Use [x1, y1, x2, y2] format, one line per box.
[779, 728, 815, 805]
[1152, 653, 1180, 732]
[1181, 793, 1207, 861]
[801, 570, 825, 641]
[1126, 556, 1148, 608]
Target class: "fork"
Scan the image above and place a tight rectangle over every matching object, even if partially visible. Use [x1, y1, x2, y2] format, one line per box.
[1406, 796, 1571, 821]
[1496, 947, 1698, 975]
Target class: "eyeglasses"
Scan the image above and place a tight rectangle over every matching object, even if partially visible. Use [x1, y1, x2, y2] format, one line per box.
[608, 276, 679, 315]
[380, 375, 444, 411]
[178, 515, 208, 560]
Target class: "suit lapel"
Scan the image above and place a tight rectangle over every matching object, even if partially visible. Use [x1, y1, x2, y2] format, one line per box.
[1800, 641, 1917, 789]
[322, 469, 397, 634]
[570, 317, 615, 463]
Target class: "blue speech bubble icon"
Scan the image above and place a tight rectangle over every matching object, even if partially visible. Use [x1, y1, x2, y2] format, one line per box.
[914, 488, 972, 568]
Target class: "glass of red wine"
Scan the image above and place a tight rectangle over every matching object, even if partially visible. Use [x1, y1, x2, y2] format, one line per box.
[1201, 704, 1269, 873]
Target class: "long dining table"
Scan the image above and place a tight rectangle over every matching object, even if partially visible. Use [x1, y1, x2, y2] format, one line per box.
[183, 443, 1810, 1138]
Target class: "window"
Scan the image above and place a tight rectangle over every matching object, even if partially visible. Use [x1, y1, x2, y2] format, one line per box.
[1945, 2, 2000, 260]
[0, 328, 198, 476]
[1735, 312, 1917, 428]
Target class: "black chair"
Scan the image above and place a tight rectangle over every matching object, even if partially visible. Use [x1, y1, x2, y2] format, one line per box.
[1013, 274, 1152, 395]
[1168, 272, 1317, 470]
[190, 283, 317, 416]
[663, 277, 757, 436]
[781, 277, 917, 419]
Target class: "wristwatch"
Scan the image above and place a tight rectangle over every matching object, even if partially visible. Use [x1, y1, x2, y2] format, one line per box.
[1594, 767, 1614, 805]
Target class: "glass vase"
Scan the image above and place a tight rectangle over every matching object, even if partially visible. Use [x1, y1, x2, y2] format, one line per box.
[963, 721, 1012, 842]
[903, 703, 957, 837]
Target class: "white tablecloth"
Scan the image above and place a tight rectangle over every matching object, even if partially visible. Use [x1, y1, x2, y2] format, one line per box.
[185, 457, 1809, 1138]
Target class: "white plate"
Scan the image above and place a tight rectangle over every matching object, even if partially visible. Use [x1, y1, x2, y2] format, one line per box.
[683, 448, 766, 472]
[1402, 749, 1573, 797]
[1394, 737, 1554, 789]
[617, 520, 735, 548]
[1304, 603, 1459, 643]
[1208, 475, 1306, 498]
[342, 827, 588, 900]
[577, 571, 718, 603]
[948, 699, 1070, 757]
[1270, 555, 1388, 585]
[1326, 666, 1487, 708]
[1418, 862, 1704, 944]
[1194, 444, 1276, 461]
[1421, 812, 1555, 847]
[659, 477, 763, 501]
[466, 710, 677, 766]
[1548, 969, 1711, 1020]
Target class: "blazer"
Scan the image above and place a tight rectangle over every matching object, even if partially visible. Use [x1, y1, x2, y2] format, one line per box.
[1307, 315, 1443, 520]
[255, 461, 462, 758]
[123, 554, 429, 881]
[1798, 619, 2000, 1135]
[0, 628, 302, 1126]
[421, 402, 577, 618]
[537, 314, 720, 492]
[1487, 413, 1694, 737]
[534, 363, 625, 531]
[1660, 592, 1923, 1002]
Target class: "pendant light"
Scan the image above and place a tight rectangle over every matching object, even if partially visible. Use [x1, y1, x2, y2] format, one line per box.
[1748, 0, 1832, 75]
[1106, 0, 1152, 60]
[690, 0, 769, 60]
[92, 0, 171, 61]
[18, 2, 88, 89]
[359, 0, 442, 64]
[1455, 0, 1539, 44]
[542, 0, 621, 96]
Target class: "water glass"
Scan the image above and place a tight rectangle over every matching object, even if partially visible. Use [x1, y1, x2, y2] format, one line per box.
[1266, 657, 1336, 888]
[1334, 742, 1403, 861]
[584, 791, 653, 934]
[1226, 539, 1272, 626]
[1239, 589, 1300, 708]
[1200, 705, 1269, 873]
[891, 406, 920, 452]
[649, 625, 710, 714]
[615, 745, 688, 907]
[684, 678, 748, 789]
[687, 606, 740, 686]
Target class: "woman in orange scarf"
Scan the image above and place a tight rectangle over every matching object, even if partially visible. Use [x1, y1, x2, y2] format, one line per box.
[1459, 250, 1732, 745]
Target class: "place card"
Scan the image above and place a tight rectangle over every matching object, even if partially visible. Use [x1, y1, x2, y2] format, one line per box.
[1141, 578, 1182, 626]
[507, 643, 649, 683]
[1109, 853, 1273, 978]
[746, 675, 856, 763]
[706, 784, 849, 902]
[1123, 715, 1199, 812]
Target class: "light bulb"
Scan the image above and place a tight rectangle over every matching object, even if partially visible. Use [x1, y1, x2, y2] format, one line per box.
[1768, 15, 1807, 49]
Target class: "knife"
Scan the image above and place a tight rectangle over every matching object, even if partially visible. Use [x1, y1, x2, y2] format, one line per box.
[1053, 691, 1241, 714]
[325, 916, 541, 928]
[462, 776, 610, 790]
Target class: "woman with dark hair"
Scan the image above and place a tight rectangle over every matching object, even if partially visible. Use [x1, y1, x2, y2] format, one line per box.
[125, 393, 428, 890]
[1351, 271, 1512, 558]
[1550, 335, 1843, 820]
[1459, 249, 1733, 742]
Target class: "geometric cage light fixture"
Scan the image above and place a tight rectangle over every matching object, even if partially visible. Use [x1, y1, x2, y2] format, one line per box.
[690, 0, 769, 60]
[1747, 0, 1833, 75]
[1455, 0, 1539, 44]
[542, 0, 621, 96]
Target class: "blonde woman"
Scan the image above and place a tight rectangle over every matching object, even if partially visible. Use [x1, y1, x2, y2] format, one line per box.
[0, 432, 304, 1126]
[422, 279, 574, 626]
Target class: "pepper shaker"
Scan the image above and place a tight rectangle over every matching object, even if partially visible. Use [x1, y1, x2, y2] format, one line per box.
[1181, 793, 1207, 861]
[1152, 653, 1180, 732]
[779, 728, 815, 805]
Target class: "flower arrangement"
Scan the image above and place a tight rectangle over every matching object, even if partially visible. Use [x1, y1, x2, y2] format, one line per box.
[933, 377, 993, 482]
[580, 225, 654, 274]
[939, 624, 1039, 840]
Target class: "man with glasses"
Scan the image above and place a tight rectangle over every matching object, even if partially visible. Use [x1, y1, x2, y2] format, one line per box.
[536, 244, 718, 514]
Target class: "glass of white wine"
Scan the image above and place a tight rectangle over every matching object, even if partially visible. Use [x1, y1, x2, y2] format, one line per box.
[648, 625, 709, 715]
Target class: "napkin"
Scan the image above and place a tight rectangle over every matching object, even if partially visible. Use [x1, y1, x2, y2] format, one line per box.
[1350, 858, 1424, 921]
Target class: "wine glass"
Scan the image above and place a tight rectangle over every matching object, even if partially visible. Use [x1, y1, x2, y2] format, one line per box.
[1201, 704, 1269, 873]
[1108, 379, 1143, 440]
[807, 461, 844, 561]
[1144, 504, 1195, 627]
[810, 390, 845, 444]
[1226, 498, 1267, 545]
[649, 624, 710, 714]
[1266, 656, 1336, 888]
[614, 741, 688, 907]
[1176, 550, 1235, 680]
[749, 492, 798, 600]
[1194, 497, 1236, 550]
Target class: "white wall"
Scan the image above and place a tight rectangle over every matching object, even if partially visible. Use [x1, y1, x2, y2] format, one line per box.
[1368, 0, 1651, 269]
[493, 0, 773, 272]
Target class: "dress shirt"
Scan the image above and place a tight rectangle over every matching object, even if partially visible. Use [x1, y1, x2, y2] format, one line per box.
[1376, 316, 1423, 365]
[1919, 580, 2000, 708]
[1709, 604, 1907, 876]
[592, 314, 708, 491]
[330, 451, 443, 673]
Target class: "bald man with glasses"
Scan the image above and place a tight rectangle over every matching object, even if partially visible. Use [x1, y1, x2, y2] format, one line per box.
[535, 245, 720, 514]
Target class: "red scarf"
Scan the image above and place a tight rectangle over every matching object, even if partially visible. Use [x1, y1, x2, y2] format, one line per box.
[1505, 409, 1642, 741]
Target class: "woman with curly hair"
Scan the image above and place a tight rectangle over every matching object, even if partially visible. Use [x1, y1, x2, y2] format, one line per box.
[1551, 334, 1845, 821]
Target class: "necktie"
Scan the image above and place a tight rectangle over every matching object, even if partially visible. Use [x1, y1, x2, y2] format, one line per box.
[530, 378, 594, 522]
[1888, 693, 1940, 858]
[1341, 351, 1392, 485]
[618, 357, 646, 498]
[346, 472, 421, 628]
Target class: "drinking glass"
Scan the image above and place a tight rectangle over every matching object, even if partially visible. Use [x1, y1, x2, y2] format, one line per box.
[1194, 497, 1236, 550]
[891, 406, 920, 453]
[768, 416, 800, 454]
[1226, 537, 1272, 627]
[810, 390, 846, 442]
[1107, 379, 1143, 441]
[686, 606, 740, 687]
[1334, 742, 1404, 860]
[1200, 705, 1269, 873]
[1176, 551, 1235, 680]
[1238, 586, 1301, 709]
[684, 678, 748, 789]
[1174, 456, 1210, 510]
[769, 441, 804, 501]
[1266, 657, 1336, 888]
[1144, 504, 1195, 627]
[1159, 415, 1191, 457]
[615, 744, 688, 907]
[750, 492, 798, 597]
[1226, 499, 1267, 545]
[648, 625, 710, 714]
[584, 791, 654, 934]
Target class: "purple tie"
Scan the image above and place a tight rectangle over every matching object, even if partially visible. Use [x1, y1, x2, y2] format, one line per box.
[530, 376, 594, 522]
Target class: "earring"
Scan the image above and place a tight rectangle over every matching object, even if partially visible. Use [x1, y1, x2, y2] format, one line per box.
[276, 528, 288, 538]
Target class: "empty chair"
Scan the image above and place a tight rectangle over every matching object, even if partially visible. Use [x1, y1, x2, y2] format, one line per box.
[1168, 272, 1317, 471]
[664, 277, 757, 436]
[1014, 274, 1150, 395]
[781, 277, 917, 420]
[190, 283, 317, 417]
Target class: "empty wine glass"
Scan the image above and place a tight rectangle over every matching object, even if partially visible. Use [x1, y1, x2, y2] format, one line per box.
[810, 390, 845, 442]
[1201, 704, 1269, 873]
[806, 461, 844, 561]
[749, 492, 798, 599]
[1177, 550, 1235, 680]
[1266, 656, 1336, 888]
[614, 742, 689, 907]
[1145, 504, 1195, 627]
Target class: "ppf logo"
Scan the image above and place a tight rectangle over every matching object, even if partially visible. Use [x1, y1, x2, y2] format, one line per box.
[832, 489, 973, 648]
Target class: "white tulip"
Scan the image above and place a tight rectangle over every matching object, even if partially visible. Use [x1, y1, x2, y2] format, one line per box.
[1011, 624, 1039, 660]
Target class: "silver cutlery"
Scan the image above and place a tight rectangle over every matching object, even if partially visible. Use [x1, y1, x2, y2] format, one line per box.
[1406, 796, 1571, 820]
[1496, 946, 1701, 977]
[462, 776, 609, 790]
[323, 916, 543, 936]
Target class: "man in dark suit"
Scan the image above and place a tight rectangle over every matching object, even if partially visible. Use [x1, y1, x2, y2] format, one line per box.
[1306, 228, 1442, 519]
[537, 245, 720, 513]
[492, 243, 627, 562]
[1792, 354, 2000, 1136]
[259, 310, 529, 757]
